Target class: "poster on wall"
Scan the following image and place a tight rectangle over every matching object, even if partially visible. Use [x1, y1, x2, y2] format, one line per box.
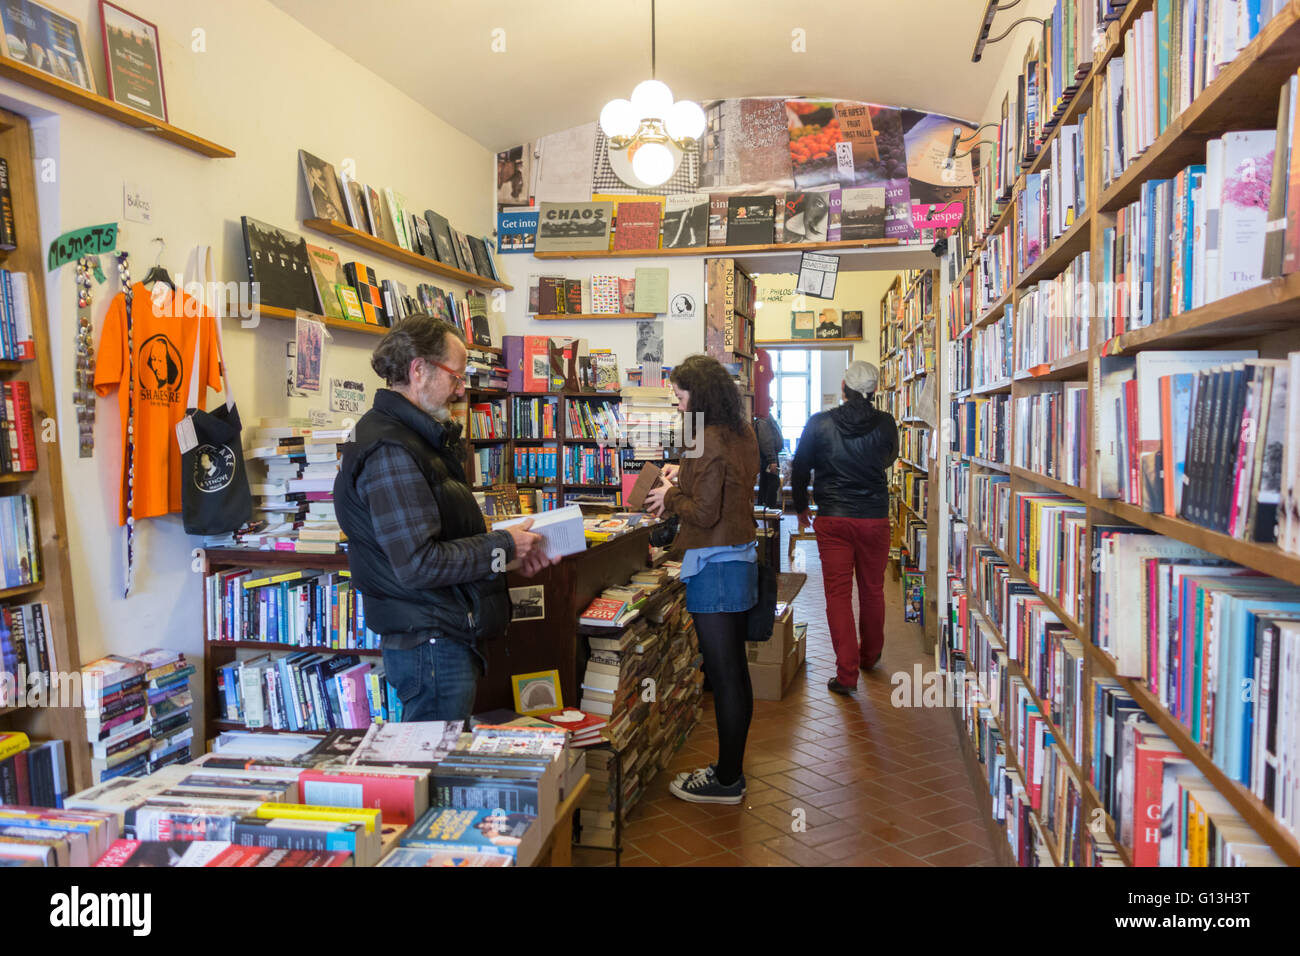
[0, 0, 96, 92]
[294, 314, 324, 394]
[795, 252, 838, 299]
[497, 144, 534, 207]
[99, 1, 166, 121]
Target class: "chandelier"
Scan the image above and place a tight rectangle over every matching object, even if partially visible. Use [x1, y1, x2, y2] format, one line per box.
[598, 1, 704, 187]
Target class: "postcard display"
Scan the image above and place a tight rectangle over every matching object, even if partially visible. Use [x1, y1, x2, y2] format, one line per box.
[498, 98, 979, 247]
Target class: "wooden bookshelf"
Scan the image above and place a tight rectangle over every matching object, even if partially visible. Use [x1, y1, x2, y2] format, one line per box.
[0, 55, 235, 158]
[303, 218, 513, 290]
[533, 313, 656, 320]
[704, 258, 758, 419]
[533, 237, 897, 260]
[936, 3, 1300, 868]
[0, 108, 90, 792]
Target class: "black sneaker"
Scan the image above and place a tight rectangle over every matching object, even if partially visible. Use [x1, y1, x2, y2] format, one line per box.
[669, 766, 746, 804]
[828, 677, 855, 695]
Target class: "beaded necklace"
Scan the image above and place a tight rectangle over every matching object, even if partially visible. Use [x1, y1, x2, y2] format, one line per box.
[115, 251, 136, 597]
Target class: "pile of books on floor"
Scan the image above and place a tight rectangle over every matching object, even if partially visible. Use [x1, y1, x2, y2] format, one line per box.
[574, 569, 703, 850]
[10, 714, 585, 866]
[80, 649, 195, 784]
[240, 418, 351, 553]
[0, 732, 69, 809]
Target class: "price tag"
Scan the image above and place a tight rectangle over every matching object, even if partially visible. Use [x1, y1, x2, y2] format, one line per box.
[175, 415, 198, 454]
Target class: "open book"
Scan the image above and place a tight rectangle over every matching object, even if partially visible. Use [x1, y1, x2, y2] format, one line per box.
[494, 504, 586, 560]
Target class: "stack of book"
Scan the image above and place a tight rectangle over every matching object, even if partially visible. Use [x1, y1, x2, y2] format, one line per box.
[80, 655, 149, 783]
[0, 732, 68, 809]
[619, 386, 678, 459]
[137, 649, 195, 774]
[245, 418, 351, 553]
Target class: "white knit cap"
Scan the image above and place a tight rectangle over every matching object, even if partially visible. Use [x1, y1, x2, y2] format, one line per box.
[844, 361, 879, 396]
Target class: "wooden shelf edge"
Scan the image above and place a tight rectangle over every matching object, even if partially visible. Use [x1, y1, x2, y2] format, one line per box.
[533, 312, 657, 320]
[206, 640, 382, 656]
[303, 218, 513, 290]
[1014, 210, 1092, 290]
[532, 237, 900, 260]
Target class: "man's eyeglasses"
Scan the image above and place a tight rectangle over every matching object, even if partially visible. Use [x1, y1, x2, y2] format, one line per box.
[426, 358, 467, 388]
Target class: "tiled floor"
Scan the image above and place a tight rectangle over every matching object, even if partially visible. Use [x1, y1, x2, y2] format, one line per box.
[573, 519, 999, 867]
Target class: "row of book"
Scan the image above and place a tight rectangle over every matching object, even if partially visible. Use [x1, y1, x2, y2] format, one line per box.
[501, 335, 619, 394]
[1016, 112, 1088, 276]
[471, 445, 506, 486]
[1012, 383, 1088, 487]
[566, 399, 622, 441]
[0, 494, 38, 590]
[299, 149, 500, 284]
[1097, 0, 1280, 191]
[204, 565, 374, 650]
[563, 446, 622, 487]
[972, 313, 1013, 389]
[1008, 490, 1090, 626]
[466, 400, 507, 440]
[1011, 251, 1090, 370]
[951, 394, 1011, 463]
[0, 270, 33, 361]
[513, 446, 560, 485]
[946, 337, 971, 395]
[80, 650, 194, 784]
[0, 602, 56, 707]
[898, 425, 930, 470]
[216, 652, 395, 732]
[970, 471, 1012, 552]
[1097, 351, 1292, 547]
[0, 733, 68, 809]
[511, 395, 558, 439]
[1093, 677, 1287, 866]
[0, 380, 35, 477]
[16, 718, 586, 867]
[527, 273, 664, 317]
[901, 470, 929, 522]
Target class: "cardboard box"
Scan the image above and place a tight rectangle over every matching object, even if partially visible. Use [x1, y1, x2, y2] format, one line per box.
[746, 605, 794, 666]
[750, 621, 806, 701]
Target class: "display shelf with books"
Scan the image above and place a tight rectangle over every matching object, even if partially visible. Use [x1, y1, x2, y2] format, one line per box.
[0, 108, 90, 794]
[303, 218, 512, 290]
[934, 0, 1300, 866]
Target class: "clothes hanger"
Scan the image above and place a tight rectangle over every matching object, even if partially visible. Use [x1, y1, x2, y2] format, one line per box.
[141, 237, 174, 290]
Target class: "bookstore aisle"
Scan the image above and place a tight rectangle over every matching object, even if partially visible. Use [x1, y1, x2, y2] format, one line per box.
[574, 517, 996, 867]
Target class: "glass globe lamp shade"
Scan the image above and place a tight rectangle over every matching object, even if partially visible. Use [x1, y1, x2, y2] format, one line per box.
[630, 79, 673, 120]
[599, 98, 637, 139]
[631, 141, 675, 185]
[665, 99, 706, 140]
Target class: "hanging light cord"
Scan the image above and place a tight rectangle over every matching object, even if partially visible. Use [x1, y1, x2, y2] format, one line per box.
[651, 0, 656, 79]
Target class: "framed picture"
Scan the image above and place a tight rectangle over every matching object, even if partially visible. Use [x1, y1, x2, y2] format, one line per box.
[508, 585, 545, 622]
[99, 1, 165, 121]
[0, 0, 96, 93]
[511, 669, 562, 715]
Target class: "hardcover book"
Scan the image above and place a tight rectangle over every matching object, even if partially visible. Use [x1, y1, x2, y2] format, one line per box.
[241, 217, 318, 313]
[411, 216, 437, 260]
[612, 201, 662, 251]
[1218, 130, 1275, 297]
[298, 151, 347, 224]
[707, 193, 730, 245]
[535, 202, 613, 253]
[781, 190, 831, 243]
[366, 185, 401, 247]
[839, 186, 886, 240]
[423, 210, 458, 266]
[342, 261, 384, 326]
[661, 193, 709, 248]
[303, 243, 348, 321]
[726, 196, 776, 246]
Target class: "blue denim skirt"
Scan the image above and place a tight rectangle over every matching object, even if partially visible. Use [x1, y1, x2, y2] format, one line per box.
[684, 559, 758, 614]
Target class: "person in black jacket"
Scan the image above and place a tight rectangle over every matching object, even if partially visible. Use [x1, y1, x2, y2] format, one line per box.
[754, 409, 783, 509]
[335, 315, 553, 722]
[791, 361, 899, 694]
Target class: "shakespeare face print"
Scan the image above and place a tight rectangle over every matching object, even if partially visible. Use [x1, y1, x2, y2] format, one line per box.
[138, 333, 184, 406]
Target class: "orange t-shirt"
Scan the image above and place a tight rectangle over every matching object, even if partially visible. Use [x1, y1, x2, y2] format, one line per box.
[93, 283, 223, 525]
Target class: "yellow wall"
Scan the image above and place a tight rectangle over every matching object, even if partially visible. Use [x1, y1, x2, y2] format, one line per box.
[753, 270, 901, 366]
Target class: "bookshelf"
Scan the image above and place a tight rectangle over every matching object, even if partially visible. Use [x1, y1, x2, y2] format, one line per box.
[703, 258, 757, 418]
[458, 389, 628, 507]
[880, 269, 939, 649]
[0, 56, 235, 158]
[0, 108, 90, 791]
[533, 237, 898, 260]
[937, 0, 1300, 867]
[302, 218, 513, 291]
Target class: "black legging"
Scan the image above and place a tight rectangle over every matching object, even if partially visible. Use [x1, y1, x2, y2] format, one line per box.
[693, 610, 753, 785]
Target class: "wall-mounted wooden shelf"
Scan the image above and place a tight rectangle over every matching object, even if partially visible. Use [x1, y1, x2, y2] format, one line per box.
[754, 338, 864, 346]
[253, 304, 502, 354]
[303, 218, 513, 290]
[533, 312, 657, 320]
[0, 55, 235, 158]
[532, 237, 898, 260]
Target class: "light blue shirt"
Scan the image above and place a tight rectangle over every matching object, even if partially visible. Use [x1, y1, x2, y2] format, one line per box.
[680, 541, 758, 580]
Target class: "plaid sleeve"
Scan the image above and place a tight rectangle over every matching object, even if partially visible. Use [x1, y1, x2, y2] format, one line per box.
[357, 443, 516, 589]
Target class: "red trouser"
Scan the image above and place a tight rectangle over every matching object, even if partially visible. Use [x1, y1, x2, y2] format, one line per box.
[813, 515, 891, 687]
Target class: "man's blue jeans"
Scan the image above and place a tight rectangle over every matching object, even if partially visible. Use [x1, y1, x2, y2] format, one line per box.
[382, 638, 483, 723]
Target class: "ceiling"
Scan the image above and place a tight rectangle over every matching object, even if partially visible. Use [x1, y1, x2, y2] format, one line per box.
[268, 0, 1021, 152]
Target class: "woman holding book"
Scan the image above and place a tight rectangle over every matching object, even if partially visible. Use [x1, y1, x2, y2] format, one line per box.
[644, 354, 759, 805]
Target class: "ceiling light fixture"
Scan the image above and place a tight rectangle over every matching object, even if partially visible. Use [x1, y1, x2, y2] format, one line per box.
[599, 0, 704, 187]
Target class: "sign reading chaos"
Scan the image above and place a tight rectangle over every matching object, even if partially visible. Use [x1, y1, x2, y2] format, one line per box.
[48, 222, 118, 271]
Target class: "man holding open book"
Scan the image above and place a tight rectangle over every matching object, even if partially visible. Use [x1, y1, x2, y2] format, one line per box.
[335, 315, 554, 723]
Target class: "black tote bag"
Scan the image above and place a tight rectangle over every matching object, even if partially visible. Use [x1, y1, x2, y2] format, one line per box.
[177, 263, 251, 535]
[746, 551, 779, 643]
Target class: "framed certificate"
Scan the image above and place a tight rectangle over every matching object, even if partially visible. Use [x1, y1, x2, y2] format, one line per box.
[99, 1, 166, 121]
[0, 0, 96, 92]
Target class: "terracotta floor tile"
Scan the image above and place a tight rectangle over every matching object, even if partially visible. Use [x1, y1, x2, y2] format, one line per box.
[706, 819, 787, 848]
[818, 796, 889, 822]
[762, 834, 835, 866]
[945, 820, 994, 845]
[894, 829, 971, 859]
[678, 849, 743, 867]
[926, 841, 997, 867]
[732, 842, 799, 867]
[631, 833, 700, 866]
[659, 825, 726, 858]
[789, 818, 863, 849]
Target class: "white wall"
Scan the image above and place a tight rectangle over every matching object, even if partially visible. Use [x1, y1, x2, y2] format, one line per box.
[753, 269, 898, 365]
[0, 0, 494, 685]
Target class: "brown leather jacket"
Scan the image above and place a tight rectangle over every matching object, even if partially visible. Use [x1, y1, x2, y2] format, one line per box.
[664, 422, 759, 550]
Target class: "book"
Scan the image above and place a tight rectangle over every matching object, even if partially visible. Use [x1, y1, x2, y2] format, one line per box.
[661, 194, 709, 248]
[493, 504, 586, 561]
[726, 196, 776, 245]
[840, 186, 887, 240]
[707, 193, 730, 245]
[303, 243, 347, 321]
[241, 217, 318, 313]
[612, 201, 662, 251]
[297, 150, 347, 224]
[535, 202, 613, 253]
